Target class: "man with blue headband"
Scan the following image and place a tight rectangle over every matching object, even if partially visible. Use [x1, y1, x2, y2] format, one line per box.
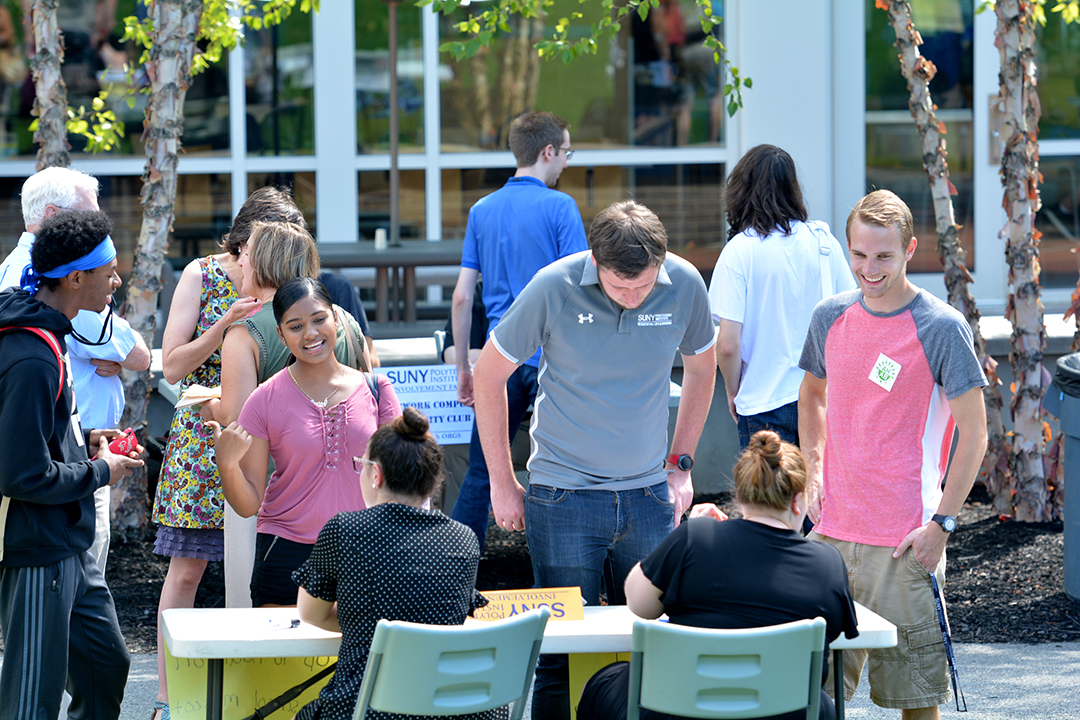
[0, 167, 150, 578]
[0, 209, 144, 719]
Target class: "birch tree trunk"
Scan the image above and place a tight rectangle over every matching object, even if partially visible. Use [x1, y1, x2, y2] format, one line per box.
[29, 0, 69, 170]
[114, 0, 204, 540]
[880, 0, 1013, 514]
[994, 0, 1052, 521]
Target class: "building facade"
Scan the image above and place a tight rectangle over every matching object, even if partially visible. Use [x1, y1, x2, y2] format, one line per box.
[0, 0, 1075, 318]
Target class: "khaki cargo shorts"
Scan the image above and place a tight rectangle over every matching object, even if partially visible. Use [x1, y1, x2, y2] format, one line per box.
[811, 532, 951, 710]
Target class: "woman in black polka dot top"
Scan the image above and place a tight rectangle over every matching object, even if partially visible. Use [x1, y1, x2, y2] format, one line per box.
[292, 406, 501, 720]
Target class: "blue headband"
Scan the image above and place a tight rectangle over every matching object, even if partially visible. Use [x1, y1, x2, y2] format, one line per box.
[20, 236, 117, 294]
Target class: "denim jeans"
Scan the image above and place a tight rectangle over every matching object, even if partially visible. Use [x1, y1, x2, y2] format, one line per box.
[526, 480, 674, 720]
[451, 363, 538, 551]
[737, 400, 800, 450]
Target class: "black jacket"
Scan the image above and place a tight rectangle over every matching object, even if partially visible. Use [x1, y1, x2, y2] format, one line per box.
[0, 288, 109, 567]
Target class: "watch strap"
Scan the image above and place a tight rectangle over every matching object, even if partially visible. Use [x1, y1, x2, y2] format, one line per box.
[667, 453, 693, 471]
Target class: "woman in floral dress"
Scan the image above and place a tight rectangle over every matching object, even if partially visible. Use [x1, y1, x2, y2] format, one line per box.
[150, 190, 280, 720]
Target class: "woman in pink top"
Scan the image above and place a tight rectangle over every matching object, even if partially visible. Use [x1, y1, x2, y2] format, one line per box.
[213, 277, 400, 606]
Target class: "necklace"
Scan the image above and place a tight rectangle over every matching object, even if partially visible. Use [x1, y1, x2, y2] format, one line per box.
[289, 364, 343, 408]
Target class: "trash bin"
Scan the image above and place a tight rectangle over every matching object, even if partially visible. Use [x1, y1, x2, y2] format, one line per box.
[1048, 353, 1080, 602]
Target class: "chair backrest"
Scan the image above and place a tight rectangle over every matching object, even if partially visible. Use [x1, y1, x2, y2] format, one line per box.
[627, 617, 826, 720]
[353, 607, 550, 720]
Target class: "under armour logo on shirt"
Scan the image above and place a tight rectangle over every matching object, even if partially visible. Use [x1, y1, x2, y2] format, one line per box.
[578, 313, 594, 324]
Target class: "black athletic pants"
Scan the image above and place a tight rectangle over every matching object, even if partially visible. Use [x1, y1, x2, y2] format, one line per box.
[0, 551, 130, 720]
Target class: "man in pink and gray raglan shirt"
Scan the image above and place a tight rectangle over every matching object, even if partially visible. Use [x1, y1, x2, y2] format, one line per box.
[798, 189, 987, 720]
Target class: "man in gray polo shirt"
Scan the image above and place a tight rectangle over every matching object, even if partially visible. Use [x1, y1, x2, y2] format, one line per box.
[471, 199, 717, 720]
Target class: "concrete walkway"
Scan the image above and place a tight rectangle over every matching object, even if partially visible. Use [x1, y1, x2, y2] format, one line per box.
[841, 642, 1080, 719]
[5, 641, 1075, 719]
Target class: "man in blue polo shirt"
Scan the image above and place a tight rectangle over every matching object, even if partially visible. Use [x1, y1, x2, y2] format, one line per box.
[450, 110, 588, 549]
[473, 200, 717, 720]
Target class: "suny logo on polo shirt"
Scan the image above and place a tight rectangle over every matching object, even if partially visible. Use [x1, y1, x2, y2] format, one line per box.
[637, 313, 672, 327]
[869, 352, 901, 392]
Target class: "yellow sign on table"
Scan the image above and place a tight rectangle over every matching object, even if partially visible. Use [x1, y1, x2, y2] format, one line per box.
[474, 587, 585, 621]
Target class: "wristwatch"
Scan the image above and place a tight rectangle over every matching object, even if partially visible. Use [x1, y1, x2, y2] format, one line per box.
[667, 453, 694, 472]
[931, 514, 957, 533]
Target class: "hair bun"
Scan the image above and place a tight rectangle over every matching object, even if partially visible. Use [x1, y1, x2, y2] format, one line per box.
[748, 430, 782, 468]
[399, 406, 430, 438]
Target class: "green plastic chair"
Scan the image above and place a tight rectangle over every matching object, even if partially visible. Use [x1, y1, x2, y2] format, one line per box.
[627, 617, 827, 720]
[352, 606, 551, 720]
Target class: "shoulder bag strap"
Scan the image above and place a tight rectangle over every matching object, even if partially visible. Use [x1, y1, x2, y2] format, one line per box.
[335, 305, 371, 373]
[807, 221, 834, 302]
[365, 372, 380, 412]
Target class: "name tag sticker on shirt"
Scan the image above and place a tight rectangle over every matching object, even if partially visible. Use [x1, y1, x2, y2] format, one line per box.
[637, 313, 673, 327]
[869, 353, 901, 392]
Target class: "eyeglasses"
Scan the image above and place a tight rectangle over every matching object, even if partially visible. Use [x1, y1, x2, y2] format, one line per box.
[353, 456, 378, 473]
[557, 146, 574, 161]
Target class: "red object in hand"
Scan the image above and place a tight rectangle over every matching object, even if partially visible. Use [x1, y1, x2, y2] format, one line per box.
[108, 427, 137, 455]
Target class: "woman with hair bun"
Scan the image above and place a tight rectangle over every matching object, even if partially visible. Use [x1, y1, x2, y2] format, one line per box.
[292, 407, 496, 720]
[578, 430, 859, 720]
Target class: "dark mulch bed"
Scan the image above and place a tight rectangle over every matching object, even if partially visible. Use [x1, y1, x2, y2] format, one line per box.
[106, 485, 1078, 654]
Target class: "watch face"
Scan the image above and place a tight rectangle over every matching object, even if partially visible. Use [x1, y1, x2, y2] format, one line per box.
[678, 455, 693, 471]
[935, 515, 957, 532]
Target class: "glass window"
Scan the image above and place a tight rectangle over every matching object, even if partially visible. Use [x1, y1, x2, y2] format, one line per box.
[0, 172, 229, 289]
[439, 0, 724, 152]
[246, 172, 316, 236]
[866, 0, 973, 113]
[0, 175, 149, 276]
[164, 174, 234, 261]
[865, 0, 975, 274]
[441, 163, 724, 272]
[175, 57, 232, 156]
[0, 2, 230, 159]
[617, 163, 725, 269]
[245, 10, 315, 155]
[2, 171, 235, 273]
[355, 0, 425, 154]
[0, 1, 231, 158]
[1036, 156, 1080, 288]
[358, 169, 426, 240]
[0, 177, 29, 253]
[1036, 11, 1080, 140]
